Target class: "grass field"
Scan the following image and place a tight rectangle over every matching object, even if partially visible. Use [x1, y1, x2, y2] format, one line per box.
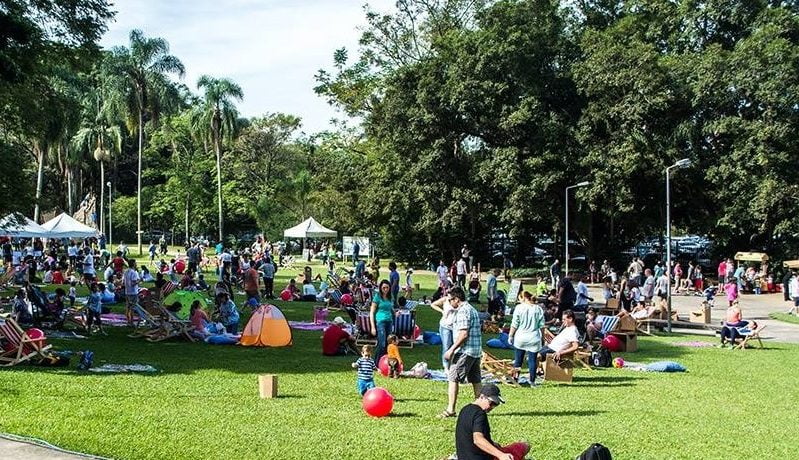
[769, 312, 799, 325]
[2, 250, 798, 459]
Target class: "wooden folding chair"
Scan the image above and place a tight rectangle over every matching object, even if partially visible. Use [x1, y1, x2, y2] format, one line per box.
[734, 325, 766, 350]
[146, 304, 196, 342]
[0, 318, 52, 366]
[128, 304, 165, 338]
[481, 351, 518, 387]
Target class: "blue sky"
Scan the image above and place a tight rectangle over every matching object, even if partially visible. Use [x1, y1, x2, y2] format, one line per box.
[100, 0, 393, 134]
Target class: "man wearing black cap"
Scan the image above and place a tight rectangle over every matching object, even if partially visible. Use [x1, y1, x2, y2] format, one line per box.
[455, 384, 530, 460]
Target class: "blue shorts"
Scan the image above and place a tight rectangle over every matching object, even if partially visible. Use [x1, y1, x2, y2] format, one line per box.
[357, 379, 374, 396]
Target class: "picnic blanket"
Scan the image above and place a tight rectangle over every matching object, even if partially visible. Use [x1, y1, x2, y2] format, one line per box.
[88, 364, 158, 373]
[672, 341, 716, 348]
[100, 313, 130, 327]
[288, 321, 329, 331]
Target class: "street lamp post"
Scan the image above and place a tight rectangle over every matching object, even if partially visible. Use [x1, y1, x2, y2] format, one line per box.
[565, 181, 590, 277]
[107, 182, 112, 247]
[665, 158, 691, 333]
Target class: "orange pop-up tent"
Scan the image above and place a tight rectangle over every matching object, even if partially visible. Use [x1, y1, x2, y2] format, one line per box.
[240, 304, 293, 347]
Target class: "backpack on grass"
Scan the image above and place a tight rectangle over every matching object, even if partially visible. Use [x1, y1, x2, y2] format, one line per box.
[578, 443, 612, 460]
[591, 347, 612, 368]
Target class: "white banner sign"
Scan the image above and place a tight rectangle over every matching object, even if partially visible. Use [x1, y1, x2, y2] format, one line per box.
[342, 236, 370, 257]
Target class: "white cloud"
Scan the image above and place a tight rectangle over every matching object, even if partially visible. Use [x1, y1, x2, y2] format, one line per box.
[101, 0, 395, 133]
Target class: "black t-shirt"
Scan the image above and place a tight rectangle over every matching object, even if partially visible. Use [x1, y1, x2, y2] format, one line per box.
[558, 277, 576, 305]
[455, 404, 492, 460]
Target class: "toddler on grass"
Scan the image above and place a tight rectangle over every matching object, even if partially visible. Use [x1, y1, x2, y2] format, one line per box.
[352, 345, 376, 395]
[386, 334, 403, 378]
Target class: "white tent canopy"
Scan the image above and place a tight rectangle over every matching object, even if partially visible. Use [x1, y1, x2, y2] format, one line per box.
[283, 217, 337, 239]
[0, 214, 49, 238]
[41, 213, 99, 239]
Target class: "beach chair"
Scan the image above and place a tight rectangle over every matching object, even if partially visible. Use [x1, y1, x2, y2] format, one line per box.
[128, 304, 164, 338]
[733, 324, 766, 350]
[393, 310, 416, 348]
[0, 266, 17, 287]
[146, 304, 196, 343]
[354, 310, 377, 346]
[0, 317, 52, 366]
[481, 351, 518, 387]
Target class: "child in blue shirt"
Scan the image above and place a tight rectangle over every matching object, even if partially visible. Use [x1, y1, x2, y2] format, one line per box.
[86, 283, 105, 335]
[217, 293, 240, 334]
[352, 345, 376, 396]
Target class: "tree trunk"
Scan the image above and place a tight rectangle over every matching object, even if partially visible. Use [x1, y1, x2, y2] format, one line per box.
[33, 142, 45, 223]
[137, 105, 144, 256]
[185, 191, 190, 244]
[214, 120, 224, 244]
[99, 161, 105, 233]
[67, 167, 73, 215]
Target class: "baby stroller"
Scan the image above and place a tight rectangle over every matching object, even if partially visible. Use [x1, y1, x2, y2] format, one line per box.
[467, 279, 481, 303]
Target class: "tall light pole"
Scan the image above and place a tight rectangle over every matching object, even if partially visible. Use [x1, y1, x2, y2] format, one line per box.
[107, 182, 112, 247]
[666, 158, 691, 332]
[565, 181, 590, 277]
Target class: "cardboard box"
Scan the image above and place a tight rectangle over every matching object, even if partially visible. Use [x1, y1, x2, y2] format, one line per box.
[610, 332, 638, 352]
[617, 315, 637, 332]
[690, 305, 711, 324]
[544, 355, 573, 383]
[258, 374, 278, 399]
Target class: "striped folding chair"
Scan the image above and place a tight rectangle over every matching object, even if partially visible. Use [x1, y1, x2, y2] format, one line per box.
[598, 315, 620, 336]
[0, 318, 52, 366]
[354, 311, 376, 346]
[393, 310, 417, 348]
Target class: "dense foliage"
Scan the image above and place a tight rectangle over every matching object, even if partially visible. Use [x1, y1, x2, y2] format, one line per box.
[1, 0, 798, 265]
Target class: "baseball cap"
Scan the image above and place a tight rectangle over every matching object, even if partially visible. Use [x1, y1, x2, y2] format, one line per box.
[332, 316, 346, 325]
[480, 384, 505, 405]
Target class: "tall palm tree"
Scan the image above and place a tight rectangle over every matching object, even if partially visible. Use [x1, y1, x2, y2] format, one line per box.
[106, 30, 184, 254]
[71, 121, 122, 234]
[194, 76, 243, 243]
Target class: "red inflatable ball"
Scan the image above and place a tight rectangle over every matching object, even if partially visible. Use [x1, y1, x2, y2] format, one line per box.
[174, 260, 186, 274]
[362, 387, 394, 417]
[377, 354, 403, 377]
[341, 293, 354, 306]
[26, 328, 47, 347]
[601, 334, 623, 352]
[279, 290, 293, 301]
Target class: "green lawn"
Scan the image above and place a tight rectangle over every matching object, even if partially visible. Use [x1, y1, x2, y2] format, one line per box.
[769, 312, 799, 325]
[2, 253, 799, 459]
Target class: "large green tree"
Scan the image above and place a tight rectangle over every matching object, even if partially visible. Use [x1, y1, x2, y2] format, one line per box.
[105, 30, 184, 254]
[194, 75, 243, 242]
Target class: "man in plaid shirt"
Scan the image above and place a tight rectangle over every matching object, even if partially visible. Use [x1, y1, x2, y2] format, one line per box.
[440, 286, 483, 418]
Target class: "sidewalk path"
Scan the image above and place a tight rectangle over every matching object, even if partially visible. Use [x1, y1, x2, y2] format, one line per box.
[0, 437, 93, 460]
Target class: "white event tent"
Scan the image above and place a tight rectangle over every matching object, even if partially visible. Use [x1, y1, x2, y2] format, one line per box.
[0, 214, 49, 238]
[283, 217, 337, 239]
[41, 213, 99, 239]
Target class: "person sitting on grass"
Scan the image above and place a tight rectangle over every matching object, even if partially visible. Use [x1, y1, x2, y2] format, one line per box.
[538, 310, 580, 363]
[197, 273, 209, 292]
[189, 300, 210, 339]
[322, 316, 357, 356]
[301, 279, 318, 301]
[217, 292, 240, 334]
[284, 279, 301, 300]
[352, 344, 376, 395]
[455, 384, 529, 460]
[386, 334, 404, 378]
[11, 289, 33, 327]
[85, 282, 105, 336]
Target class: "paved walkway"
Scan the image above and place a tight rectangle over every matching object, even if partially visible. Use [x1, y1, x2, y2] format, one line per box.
[0, 437, 93, 460]
[578, 284, 799, 343]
